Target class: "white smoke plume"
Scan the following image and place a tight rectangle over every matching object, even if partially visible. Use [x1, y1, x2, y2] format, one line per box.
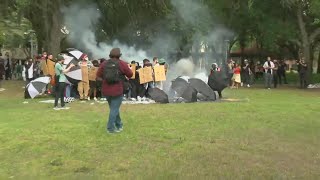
[62, 4, 149, 61]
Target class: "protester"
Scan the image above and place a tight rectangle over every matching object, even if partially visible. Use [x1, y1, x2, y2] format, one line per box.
[209, 63, 223, 98]
[142, 59, 154, 96]
[88, 60, 99, 101]
[25, 58, 34, 84]
[4, 53, 12, 80]
[298, 58, 308, 88]
[0, 59, 5, 90]
[273, 60, 279, 88]
[227, 59, 234, 86]
[242, 59, 252, 88]
[278, 60, 288, 85]
[54, 54, 74, 110]
[153, 57, 162, 89]
[231, 63, 241, 89]
[78, 54, 93, 100]
[263, 57, 275, 89]
[96, 48, 133, 133]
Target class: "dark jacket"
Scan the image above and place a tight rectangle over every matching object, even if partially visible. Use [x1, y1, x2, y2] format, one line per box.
[96, 59, 133, 97]
[0, 61, 5, 80]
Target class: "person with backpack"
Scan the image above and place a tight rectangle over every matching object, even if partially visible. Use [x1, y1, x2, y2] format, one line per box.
[96, 48, 133, 134]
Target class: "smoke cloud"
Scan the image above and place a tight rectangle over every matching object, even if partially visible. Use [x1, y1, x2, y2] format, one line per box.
[62, 4, 149, 61]
[62, 0, 233, 92]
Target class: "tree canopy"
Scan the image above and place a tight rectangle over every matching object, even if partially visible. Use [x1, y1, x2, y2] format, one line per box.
[1, 0, 320, 72]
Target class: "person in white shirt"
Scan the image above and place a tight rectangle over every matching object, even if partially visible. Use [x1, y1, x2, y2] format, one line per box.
[263, 57, 275, 89]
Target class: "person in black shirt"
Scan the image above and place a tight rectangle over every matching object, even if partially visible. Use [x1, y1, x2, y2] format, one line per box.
[298, 58, 308, 88]
[278, 60, 288, 84]
[242, 59, 251, 88]
[273, 60, 279, 88]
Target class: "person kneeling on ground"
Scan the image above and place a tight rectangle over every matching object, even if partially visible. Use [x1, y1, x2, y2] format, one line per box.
[54, 54, 74, 110]
[96, 48, 133, 133]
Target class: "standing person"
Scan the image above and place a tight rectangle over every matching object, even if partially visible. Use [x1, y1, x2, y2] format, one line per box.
[242, 59, 252, 88]
[0, 59, 5, 90]
[263, 57, 275, 89]
[298, 58, 308, 88]
[54, 55, 74, 110]
[78, 54, 93, 100]
[88, 60, 99, 101]
[24, 58, 35, 99]
[96, 48, 133, 133]
[227, 59, 234, 86]
[273, 60, 279, 88]
[153, 57, 161, 89]
[208, 63, 223, 98]
[278, 60, 288, 85]
[4, 53, 12, 80]
[16, 60, 23, 80]
[25, 58, 34, 84]
[231, 64, 241, 89]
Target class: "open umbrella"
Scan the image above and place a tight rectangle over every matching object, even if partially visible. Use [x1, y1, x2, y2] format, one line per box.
[65, 65, 82, 85]
[26, 76, 51, 99]
[148, 88, 169, 103]
[189, 78, 216, 101]
[64, 48, 84, 60]
[208, 71, 228, 92]
[171, 77, 197, 102]
[62, 54, 76, 65]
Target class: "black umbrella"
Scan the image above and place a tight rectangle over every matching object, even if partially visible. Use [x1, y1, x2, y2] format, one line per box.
[171, 77, 197, 102]
[189, 78, 216, 101]
[148, 88, 169, 103]
[208, 70, 229, 98]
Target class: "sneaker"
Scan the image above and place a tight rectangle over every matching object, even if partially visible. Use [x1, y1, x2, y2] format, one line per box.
[247, 84, 250, 88]
[87, 97, 90, 101]
[108, 129, 120, 134]
[53, 107, 60, 111]
[94, 97, 97, 101]
[117, 127, 123, 132]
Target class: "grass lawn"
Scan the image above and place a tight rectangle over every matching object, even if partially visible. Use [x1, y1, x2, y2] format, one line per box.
[0, 81, 320, 179]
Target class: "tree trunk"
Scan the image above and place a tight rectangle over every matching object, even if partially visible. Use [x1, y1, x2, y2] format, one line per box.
[297, 3, 312, 82]
[47, 11, 63, 56]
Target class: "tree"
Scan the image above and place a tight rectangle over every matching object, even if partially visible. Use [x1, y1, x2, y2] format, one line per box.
[281, 0, 320, 77]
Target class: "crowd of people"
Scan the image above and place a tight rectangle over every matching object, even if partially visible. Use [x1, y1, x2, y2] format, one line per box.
[0, 49, 313, 134]
[225, 56, 308, 89]
[0, 51, 169, 102]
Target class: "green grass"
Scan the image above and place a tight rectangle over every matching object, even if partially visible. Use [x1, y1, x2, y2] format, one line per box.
[1, 81, 320, 179]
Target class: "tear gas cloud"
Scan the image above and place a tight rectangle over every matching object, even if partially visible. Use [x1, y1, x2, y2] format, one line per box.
[62, 4, 149, 61]
[62, 0, 233, 83]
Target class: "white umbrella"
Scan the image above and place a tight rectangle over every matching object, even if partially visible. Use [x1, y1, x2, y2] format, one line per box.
[27, 76, 51, 99]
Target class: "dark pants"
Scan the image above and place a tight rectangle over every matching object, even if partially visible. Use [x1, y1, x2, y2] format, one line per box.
[106, 96, 123, 132]
[129, 80, 137, 98]
[54, 82, 66, 107]
[228, 73, 233, 86]
[265, 73, 273, 88]
[5, 69, 11, 80]
[243, 72, 250, 85]
[273, 73, 278, 88]
[299, 73, 307, 88]
[278, 71, 287, 84]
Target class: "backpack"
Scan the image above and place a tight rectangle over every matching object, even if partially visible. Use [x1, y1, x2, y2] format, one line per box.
[103, 59, 122, 84]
